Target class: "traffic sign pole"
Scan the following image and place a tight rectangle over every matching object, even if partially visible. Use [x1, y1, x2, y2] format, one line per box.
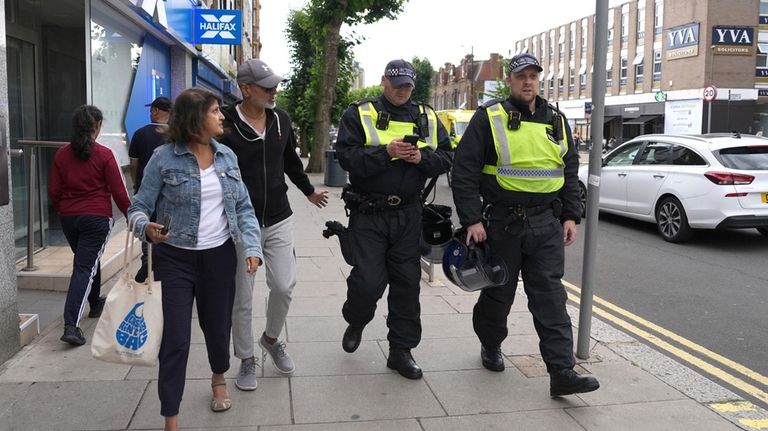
[703, 84, 717, 133]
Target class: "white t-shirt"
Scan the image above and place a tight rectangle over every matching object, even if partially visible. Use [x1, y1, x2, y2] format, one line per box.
[190, 165, 229, 250]
[236, 105, 265, 137]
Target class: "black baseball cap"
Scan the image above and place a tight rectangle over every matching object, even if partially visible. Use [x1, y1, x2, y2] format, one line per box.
[145, 97, 172, 112]
[507, 53, 543, 74]
[384, 59, 416, 87]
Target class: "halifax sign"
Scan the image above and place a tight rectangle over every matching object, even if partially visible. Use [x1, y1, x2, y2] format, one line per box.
[193, 9, 242, 45]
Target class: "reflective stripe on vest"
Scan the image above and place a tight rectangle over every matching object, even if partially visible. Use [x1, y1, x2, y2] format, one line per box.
[481, 102, 568, 193]
[357, 102, 438, 151]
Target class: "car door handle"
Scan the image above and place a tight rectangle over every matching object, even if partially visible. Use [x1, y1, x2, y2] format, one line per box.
[617, 173, 627, 177]
[653, 174, 666, 179]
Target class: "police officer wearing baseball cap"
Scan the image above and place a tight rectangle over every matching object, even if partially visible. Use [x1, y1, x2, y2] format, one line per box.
[451, 53, 600, 396]
[334, 59, 452, 379]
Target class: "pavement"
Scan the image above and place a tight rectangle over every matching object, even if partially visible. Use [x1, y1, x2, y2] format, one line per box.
[2, 171, 764, 430]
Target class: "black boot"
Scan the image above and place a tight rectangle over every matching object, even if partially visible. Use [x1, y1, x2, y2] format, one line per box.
[387, 348, 423, 380]
[342, 325, 364, 353]
[480, 344, 505, 372]
[549, 368, 600, 397]
[60, 325, 86, 346]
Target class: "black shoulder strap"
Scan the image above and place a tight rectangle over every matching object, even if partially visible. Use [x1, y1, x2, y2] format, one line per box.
[421, 176, 439, 203]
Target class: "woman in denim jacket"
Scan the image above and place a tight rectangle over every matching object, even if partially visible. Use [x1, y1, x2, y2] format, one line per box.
[128, 88, 263, 431]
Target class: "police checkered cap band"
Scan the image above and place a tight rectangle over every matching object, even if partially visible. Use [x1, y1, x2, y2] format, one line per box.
[385, 67, 415, 79]
[384, 59, 416, 86]
[507, 53, 543, 74]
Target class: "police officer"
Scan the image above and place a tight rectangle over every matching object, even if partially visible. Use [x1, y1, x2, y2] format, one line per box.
[451, 53, 600, 396]
[335, 59, 452, 379]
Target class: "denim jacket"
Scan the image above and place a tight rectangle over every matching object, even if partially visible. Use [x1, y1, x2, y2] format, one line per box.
[128, 140, 263, 260]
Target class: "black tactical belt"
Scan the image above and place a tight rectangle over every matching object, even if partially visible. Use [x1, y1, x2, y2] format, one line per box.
[482, 203, 553, 221]
[343, 190, 420, 214]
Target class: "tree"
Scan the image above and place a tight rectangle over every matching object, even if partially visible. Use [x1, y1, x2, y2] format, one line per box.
[345, 85, 382, 106]
[483, 78, 510, 100]
[305, 0, 406, 173]
[410, 56, 434, 104]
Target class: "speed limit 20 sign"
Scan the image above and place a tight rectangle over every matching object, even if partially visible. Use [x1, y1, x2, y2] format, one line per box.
[703, 85, 717, 102]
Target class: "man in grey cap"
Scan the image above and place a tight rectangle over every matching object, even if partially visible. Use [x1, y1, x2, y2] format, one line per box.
[334, 59, 452, 379]
[218, 59, 328, 391]
[129, 96, 172, 283]
[451, 52, 600, 396]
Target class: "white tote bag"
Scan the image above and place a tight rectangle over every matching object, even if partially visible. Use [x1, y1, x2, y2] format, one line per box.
[91, 226, 163, 366]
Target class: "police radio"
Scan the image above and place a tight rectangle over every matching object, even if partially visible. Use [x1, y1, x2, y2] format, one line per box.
[417, 112, 430, 138]
[376, 111, 390, 130]
[507, 111, 521, 130]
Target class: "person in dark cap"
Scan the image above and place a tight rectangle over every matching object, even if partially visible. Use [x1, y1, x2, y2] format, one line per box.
[218, 58, 329, 391]
[129, 96, 172, 283]
[451, 52, 600, 396]
[334, 59, 452, 379]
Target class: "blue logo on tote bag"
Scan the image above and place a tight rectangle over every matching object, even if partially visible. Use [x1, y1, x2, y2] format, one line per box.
[116, 303, 149, 351]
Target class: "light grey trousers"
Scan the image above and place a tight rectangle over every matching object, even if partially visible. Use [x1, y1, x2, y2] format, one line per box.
[232, 215, 296, 359]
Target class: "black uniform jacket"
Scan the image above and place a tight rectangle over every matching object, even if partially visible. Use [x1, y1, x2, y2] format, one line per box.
[335, 95, 453, 198]
[452, 95, 581, 227]
[219, 103, 315, 227]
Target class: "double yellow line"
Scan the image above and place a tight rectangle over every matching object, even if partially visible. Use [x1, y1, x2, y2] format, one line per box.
[562, 279, 768, 406]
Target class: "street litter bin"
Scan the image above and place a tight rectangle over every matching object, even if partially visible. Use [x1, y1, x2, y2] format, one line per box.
[324, 149, 347, 187]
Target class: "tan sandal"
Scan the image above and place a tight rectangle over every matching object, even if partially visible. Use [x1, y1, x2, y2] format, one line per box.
[211, 381, 231, 412]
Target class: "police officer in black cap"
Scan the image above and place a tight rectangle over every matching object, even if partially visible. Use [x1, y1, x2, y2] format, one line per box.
[451, 53, 600, 396]
[335, 59, 452, 379]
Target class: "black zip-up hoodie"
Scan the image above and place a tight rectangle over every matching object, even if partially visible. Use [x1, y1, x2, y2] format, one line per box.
[219, 103, 315, 227]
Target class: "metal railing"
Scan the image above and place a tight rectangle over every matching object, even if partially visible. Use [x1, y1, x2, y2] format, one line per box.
[16, 140, 68, 271]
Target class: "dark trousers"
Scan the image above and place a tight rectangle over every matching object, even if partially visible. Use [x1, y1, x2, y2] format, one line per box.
[60, 215, 113, 327]
[154, 239, 236, 417]
[342, 204, 422, 349]
[473, 210, 576, 372]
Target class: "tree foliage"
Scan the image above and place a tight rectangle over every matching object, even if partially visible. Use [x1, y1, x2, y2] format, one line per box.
[483, 79, 510, 100]
[410, 56, 434, 104]
[345, 85, 383, 106]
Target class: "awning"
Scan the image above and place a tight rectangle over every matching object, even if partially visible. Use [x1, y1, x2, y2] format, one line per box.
[547, 68, 554, 80]
[557, 68, 564, 79]
[759, 43, 768, 54]
[632, 53, 644, 65]
[623, 115, 660, 125]
[604, 116, 619, 123]
[579, 62, 587, 75]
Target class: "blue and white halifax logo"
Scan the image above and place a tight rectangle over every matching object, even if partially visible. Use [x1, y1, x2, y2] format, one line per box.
[193, 9, 242, 45]
[116, 302, 149, 351]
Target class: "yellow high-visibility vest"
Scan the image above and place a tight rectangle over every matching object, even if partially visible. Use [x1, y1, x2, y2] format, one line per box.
[357, 102, 438, 155]
[481, 102, 568, 193]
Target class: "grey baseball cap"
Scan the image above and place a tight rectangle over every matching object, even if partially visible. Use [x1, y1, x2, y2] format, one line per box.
[507, 53, 543, 74]
[237, 59, 286, 88]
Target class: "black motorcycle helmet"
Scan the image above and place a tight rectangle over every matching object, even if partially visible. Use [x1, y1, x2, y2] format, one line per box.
[442, 229, 509, 292]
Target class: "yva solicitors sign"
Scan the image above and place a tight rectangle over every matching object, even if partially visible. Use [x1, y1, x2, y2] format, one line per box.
[666, 22, 700, 60]
[712, 26, 754, 56]
[193, 9, 242, 45]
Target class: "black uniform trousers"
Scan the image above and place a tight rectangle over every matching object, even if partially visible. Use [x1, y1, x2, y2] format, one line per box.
[473, 209, 576, 372]
[342, 204, 422, 349]
[153, 239, 236, 417]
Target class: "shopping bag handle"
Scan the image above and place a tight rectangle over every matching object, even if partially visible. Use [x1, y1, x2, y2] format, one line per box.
[123, 220, 156, 292]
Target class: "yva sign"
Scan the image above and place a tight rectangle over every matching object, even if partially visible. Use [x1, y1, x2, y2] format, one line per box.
[712, 26, 754, 56]
[193, 9, 242, 45]
[666, 22, 700, 60]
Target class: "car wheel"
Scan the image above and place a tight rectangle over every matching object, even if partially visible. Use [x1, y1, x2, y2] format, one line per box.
[655, 196, 693, 243]
[579, 183, 587, 218]
[757, 227, 768, 237]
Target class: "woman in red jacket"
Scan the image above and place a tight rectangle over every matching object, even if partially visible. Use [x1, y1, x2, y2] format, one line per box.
[49, 105, 132, 346]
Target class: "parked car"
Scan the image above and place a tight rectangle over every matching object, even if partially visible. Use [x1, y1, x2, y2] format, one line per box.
[578, 133, 768, 242]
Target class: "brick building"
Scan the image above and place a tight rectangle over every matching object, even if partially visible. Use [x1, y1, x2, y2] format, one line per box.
[432, 53, 506, 110]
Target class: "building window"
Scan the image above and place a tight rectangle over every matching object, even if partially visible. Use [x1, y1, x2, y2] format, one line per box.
[621, 4, 629, 44]
[549, 29, 555, 61]
[606, 56, 613, 88]
[762, 0, 768, 15]
[548, 78, 554, 96]
[540, 80, 545, 96]
[540, 33, 546, 60]
[654, 0, 663, 35]
[559, 26, 565, 58]
[569, 68, 575, 93]
[570, 23, 576, 55]
[634, 49, 644, 85]
[653, 49, 662, 81]
[637, 5, 646, 39]
[580, 72, 587, 90]
[532, 37, 537, 58]
[757, 43, 768, 68]
[608, 12, 614, 45]
[581, 18, 588, 52]
[620, 57, 628, 85]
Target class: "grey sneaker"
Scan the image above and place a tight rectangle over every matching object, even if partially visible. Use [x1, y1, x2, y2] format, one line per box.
[259, 335, 295, 374]
[235, 357, 258, 391]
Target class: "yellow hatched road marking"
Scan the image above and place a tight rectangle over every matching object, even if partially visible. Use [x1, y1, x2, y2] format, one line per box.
[562, 279, 768, 388]
[710, 401, 757, 413]
[739, 418, 768, 429]
[564, 290, 768, 404]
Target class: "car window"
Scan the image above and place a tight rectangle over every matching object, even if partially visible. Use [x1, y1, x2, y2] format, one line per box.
[637, 142, 673, 165]
[605, 142, 643, 166]
[671, 145, 707, 165]
[716, 146, 768, 170]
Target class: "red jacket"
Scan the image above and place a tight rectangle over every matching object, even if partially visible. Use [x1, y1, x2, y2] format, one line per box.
[49, 142, 131, 218]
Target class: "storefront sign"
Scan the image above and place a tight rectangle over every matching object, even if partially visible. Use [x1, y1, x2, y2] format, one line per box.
[664, 99, 703, 134]
[666, 22, 700, 60]
[193, 9, 242, 44]
[712, 26, 755, 56]
[654, 91, 668, 102]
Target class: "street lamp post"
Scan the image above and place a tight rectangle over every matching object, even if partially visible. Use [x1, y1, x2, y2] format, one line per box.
[469, 46, 474, 109]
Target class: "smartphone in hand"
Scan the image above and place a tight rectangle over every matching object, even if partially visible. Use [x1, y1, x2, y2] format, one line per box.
[403, 134, 420, 146]
[160, 214, 172, 235]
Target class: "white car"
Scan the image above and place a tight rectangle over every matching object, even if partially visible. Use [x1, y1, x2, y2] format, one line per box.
[578, 133, 768, 242]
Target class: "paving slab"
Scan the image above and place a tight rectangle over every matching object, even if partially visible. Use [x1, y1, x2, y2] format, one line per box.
[419, 314, 476, 339]
[420, 409, 587, 431]
[426, 369, 585, 415]
[0, 382, 32, 419]
[574, 362, 686, 405]
[411, 337, 498, 372]
[291, 374, 445, 424]
[566, 399, 743, 431]
[260, 340, 387, 377]
[286, 315, 389, 343]
[0, 380, 147, 431]
[291, 281, 347, 298]
[130, 378, 291, 429]
[262, 418, 422, 431]
[500, 333, 542, 356]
